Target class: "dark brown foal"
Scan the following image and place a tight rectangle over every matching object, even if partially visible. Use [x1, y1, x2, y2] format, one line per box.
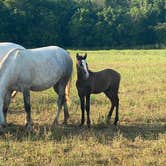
[76, 53, 121, 128]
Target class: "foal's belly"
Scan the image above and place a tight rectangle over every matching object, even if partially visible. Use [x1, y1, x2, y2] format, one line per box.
[91, 89, 105, 94]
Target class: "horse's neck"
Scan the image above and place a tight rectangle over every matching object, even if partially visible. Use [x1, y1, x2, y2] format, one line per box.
[0, 50, 17, 97]
[0, 68, 11, 98]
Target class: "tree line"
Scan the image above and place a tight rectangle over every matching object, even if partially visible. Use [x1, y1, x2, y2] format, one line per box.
[0, 0, 165, 49]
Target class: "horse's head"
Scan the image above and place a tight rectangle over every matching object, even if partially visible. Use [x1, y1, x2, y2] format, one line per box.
[76, 53, 89, 80]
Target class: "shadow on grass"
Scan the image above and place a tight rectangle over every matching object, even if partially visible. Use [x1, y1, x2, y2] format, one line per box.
[0, 121, 166, 143]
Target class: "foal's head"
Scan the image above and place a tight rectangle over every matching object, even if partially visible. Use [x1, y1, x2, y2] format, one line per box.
[76, 53, 89, 80]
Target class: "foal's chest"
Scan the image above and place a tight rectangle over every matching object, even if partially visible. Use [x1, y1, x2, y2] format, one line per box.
[76, 80, 91, 94]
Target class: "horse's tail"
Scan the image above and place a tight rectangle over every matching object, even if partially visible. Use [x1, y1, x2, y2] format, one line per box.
[11, 91, 17, 98]
[65, 52, 73, 106]
[65, 76, 72, 106]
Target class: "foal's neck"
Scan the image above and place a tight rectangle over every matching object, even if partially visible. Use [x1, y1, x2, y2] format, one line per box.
[77, 69, 84, 81]
[77, 68, 93, 81]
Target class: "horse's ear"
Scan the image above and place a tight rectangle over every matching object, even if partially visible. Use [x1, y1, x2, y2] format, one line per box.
[84, 53, 87, 59]
[76, 53, 79, 59]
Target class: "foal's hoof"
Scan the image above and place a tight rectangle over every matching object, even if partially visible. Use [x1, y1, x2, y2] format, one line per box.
[25, 123, 33, 132]
[114, 121, 119, 126]
[65, 114, 69, 121]
[87, 124, 91, 129]
[79, 123, 84, 128]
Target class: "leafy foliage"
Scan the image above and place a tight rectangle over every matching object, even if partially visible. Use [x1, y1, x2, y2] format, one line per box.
[0, 0, 165, 48]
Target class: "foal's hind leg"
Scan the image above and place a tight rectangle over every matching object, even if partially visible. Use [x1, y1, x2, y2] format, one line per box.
[105, 90, 119, 125]
[114, 95, 119, 125]
[105, 91, 115, 123]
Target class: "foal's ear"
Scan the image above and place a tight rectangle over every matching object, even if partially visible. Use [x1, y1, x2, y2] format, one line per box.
[76, 53, 79, 59]
[84, 53, 87, 59]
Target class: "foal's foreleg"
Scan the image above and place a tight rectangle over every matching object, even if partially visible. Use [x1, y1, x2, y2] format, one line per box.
[79, 95, 85, 126]
[86, 94, 91, 128]
[23, 90, 32, 130]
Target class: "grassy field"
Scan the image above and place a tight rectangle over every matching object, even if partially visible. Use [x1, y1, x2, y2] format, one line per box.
[0, 49, 166, 165]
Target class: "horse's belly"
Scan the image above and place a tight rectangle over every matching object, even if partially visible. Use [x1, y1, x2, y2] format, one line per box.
[30, 74, 62, 91]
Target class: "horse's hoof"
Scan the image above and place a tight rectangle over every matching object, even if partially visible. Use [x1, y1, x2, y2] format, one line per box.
[53, 120, 59, 126]
[0, 124, 6, 134]
[62, 121, 67, 125]
[106, 119, 110, 124]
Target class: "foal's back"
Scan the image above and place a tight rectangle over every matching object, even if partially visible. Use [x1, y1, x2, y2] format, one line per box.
[89, 69, 120, 94]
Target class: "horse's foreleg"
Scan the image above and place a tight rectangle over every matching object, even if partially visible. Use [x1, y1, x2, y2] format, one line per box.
[0, 98, 5, 133]
[3, 92, 12, 125]
[79, 95, 85, 126]
[86, 94, 91, 128]
[23, 90, 32, 131]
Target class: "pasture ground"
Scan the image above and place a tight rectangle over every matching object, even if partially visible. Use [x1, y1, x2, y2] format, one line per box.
[0, 50, 166, 165]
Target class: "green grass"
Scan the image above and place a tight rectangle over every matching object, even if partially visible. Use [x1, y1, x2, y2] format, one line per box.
[0, 49, 166, 165]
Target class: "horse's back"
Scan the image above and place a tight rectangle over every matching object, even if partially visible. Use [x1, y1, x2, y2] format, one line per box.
[13, 46, 72, 91]
[29, 46, 68, 56]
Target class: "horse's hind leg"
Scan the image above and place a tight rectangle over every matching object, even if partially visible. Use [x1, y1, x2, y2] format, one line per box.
[63, 98, 69, 124]
[53, 80, 69, 125]
[23, 89, 33, 130]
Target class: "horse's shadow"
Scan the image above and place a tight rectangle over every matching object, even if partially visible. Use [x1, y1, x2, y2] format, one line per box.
[1, 121, 166, 143]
